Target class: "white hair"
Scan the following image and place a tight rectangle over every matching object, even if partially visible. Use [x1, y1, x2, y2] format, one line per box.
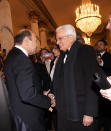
[56, 24, 76, 41]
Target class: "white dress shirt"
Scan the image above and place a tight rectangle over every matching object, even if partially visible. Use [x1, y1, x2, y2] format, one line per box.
[50, 56, 59, 81]
[15, 45, 28, 57]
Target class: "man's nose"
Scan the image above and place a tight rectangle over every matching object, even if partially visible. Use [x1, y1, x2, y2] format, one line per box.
[106, 23, 110, 30]
[56, 40, 59, 45]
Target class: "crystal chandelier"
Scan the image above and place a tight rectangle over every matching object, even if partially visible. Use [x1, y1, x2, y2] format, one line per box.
[75, 0, 101, 36]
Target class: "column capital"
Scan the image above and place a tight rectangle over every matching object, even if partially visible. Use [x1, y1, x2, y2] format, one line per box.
[39, 21, 47, 33]
[48, 31, 55, 37]
[39, 21, 47, 28]
[29, 11, 39, 23]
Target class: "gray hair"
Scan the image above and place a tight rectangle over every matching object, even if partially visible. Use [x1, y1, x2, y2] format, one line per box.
[56, 24, 76, 41]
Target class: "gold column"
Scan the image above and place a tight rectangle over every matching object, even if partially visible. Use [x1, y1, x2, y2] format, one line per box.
[29, 11, 40, 51]
[39, 23, 48, 49]
[0, 0, 14, 53]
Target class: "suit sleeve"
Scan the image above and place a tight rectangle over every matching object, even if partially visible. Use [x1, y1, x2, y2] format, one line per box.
[83, 46, 98, 117]
[14, 57, 51, 109]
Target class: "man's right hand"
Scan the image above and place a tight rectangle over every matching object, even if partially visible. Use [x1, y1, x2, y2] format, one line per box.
[48, 94, 56, 108]
[48, 107, 53, 112]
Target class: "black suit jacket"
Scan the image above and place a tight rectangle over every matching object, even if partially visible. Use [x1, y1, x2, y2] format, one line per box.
[53, 41, 98, 121]
[97, 52, 111, 117]
[34, 62, 51, 91]
[4, 47, 51, 131]
[100, 52, 111, 76]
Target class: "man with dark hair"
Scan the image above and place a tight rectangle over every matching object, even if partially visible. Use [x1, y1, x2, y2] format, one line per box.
[96, 39, 111, 76]
[98, 13, 111, 131]
[14, 30, 32, 44]
[100, 13, 111, 100]
[95, 39, 111, 131]
[4, 29, 55, 131]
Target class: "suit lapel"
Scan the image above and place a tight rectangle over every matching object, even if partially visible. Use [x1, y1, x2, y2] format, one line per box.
[64, 41, 81, 66]
[53, 51, 65, 83]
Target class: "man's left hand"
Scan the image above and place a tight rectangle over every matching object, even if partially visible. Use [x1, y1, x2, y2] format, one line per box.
[83, 115, 93, 126]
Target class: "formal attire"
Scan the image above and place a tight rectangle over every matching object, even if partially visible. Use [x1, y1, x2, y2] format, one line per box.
[4, 47, 51, 131]
[97, 51, 111, 131]
[53, 41, 98, 131]
[97, 51, 111, 76]
[34, 62, 51, 91]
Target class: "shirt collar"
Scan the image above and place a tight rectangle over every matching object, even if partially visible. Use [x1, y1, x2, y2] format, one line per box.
[15, 45, 28, 56]
[100, 51, 105, 56]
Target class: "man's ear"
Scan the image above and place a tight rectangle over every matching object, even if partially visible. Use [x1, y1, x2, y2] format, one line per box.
[23, 37, 30, 45]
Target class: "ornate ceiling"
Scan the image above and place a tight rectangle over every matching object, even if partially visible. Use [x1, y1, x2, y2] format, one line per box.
[9, 0, 111, 45]
[42, 0, 111, 35]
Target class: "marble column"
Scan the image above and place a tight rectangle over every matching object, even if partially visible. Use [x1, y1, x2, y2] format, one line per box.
[0, 0, 14, 54]
[39, 26, 48, 49]
[29, 11, 40, 52]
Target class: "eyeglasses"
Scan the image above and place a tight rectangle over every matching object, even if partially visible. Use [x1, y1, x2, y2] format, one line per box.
[56, 35, 68, 42]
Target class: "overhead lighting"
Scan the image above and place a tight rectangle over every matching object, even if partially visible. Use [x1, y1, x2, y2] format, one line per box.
[83, 36, 90, 45]
[75, 0, 101, 36]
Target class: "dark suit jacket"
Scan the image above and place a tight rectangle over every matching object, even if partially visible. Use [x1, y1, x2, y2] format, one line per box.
[4, 47, 51, 131]
[97, 52, 111, 117]
[100, 52, 111, 76]
[34, 62, 51, 91]
[53, 41, 98, 121]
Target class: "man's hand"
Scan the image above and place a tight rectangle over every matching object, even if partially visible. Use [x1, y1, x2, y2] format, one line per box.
[48, 107, 53, 112]
[48, 94, 56, 107]
[48, 94, 56, 112]
[43, 90, 56, 108]
[100, 88, 111, 101]
[100, 76, 111, 101]
[48, 93, 55, 100]
[83, 115, 93, 126]
[43, 89, 50, 96]
[107, 76, 111, 85]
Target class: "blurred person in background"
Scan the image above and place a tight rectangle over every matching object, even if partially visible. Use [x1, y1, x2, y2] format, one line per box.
[100, 13, 111, 102]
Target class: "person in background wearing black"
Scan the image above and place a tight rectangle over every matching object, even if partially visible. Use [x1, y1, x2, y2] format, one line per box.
[100, 12, 111, 100]
[99, 13, 111, 131]
[95, 39, 111, 131]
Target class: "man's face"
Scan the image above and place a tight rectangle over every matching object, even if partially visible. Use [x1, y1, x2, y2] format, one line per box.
[96, 41, 106, 53]
[56, 30, 73, 51]
[106, 14, 111, 32]
[29, 32, 37, 55]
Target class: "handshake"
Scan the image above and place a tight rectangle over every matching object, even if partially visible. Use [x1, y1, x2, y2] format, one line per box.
[43, 89, 56, 112]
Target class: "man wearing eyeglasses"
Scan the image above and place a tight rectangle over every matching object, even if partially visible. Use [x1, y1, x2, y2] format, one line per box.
[53, 24, 98, 131]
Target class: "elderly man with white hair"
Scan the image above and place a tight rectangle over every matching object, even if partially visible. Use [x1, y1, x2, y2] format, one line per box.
[53, 24, 98, 131]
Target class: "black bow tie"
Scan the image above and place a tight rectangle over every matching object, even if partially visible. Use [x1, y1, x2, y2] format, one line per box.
[97, 53, 101, 57]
